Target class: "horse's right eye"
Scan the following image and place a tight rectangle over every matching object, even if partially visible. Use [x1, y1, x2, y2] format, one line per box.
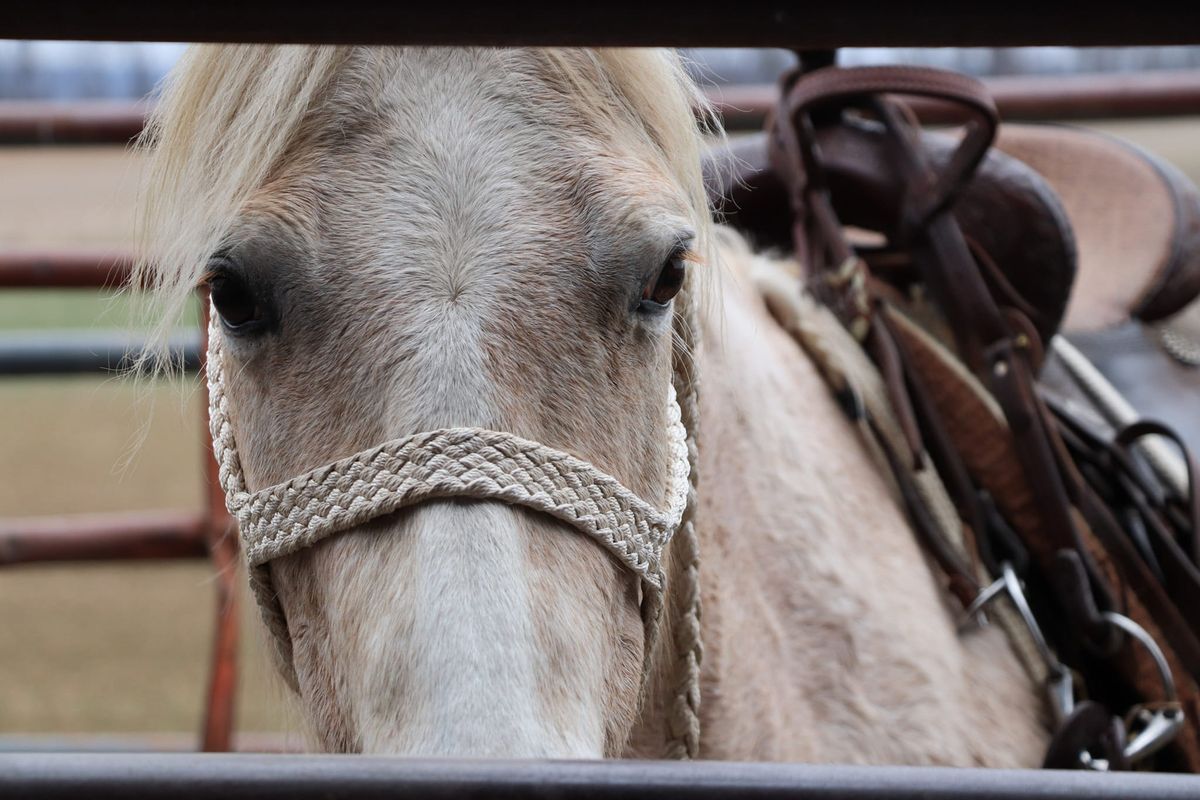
[209, 272, 264, 332]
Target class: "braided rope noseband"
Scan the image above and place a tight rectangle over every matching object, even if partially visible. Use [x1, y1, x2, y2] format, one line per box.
[206, 305, 702, 754]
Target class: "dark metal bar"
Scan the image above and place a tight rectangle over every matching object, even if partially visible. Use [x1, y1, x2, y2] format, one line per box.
[0, 330, 201, 375]
[0, 511, 209, 565]
[3, 755, 1200, 799]
[2, 3, 1200, 47]
[0, 101, 147, 145]
[0, 250, 132, 288]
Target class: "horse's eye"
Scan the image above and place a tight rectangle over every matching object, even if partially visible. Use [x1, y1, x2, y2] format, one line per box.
[640, 252, 688, 311]
[209, 272, 264, 331]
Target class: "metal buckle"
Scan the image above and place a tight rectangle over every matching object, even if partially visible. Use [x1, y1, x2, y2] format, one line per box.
[1077, 613, 1185, 771]
[960, 562, 1076, 725]
[1077, 612, 1184, 771]
[1104, 611, 1185, 766]
[960, 565, 1185, 768]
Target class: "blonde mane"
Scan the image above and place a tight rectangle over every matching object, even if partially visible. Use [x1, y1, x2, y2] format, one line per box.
[134, 46, 716, 361]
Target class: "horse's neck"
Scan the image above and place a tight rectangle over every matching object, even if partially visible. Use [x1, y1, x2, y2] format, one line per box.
[626, 246, 1047, 764]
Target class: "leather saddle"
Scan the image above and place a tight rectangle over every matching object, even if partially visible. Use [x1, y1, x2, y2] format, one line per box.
[707, 124, 1076, 346]
[991, 125, 1200, 458]
[705, 102, 1200, 451]
[707, 60, 1200, 772]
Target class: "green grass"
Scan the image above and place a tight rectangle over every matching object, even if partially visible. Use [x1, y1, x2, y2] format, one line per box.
[0, 289, 199, 332]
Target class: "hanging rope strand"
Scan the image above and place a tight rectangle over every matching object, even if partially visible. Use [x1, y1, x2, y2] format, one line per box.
[666, 296, 703, 759]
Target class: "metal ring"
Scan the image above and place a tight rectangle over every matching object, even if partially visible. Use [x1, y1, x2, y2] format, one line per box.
[999, 563, 1059, 674]
[958, 571, 1007, 629]
[958, 562, 1075, 723]
[1101, 611, 1185, 764]
[1102, 611, 1177, 704]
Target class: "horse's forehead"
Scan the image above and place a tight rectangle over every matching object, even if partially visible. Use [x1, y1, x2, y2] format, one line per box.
[256, 64, 578, 234]
[325, 51, 581, 163]
[241, 50, 684, 296]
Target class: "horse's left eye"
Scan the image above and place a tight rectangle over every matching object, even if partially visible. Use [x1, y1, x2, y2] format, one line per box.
[640, 253, 688, 311]
[209, 271, 266, 333]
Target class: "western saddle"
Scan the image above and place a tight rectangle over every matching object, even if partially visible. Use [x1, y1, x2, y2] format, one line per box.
[705, 54, 1200, 772]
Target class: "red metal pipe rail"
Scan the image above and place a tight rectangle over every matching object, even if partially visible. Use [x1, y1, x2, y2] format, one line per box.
[0, 249, 132, 288]
[2, 69, 1198, 148]
[712, 69, 1200, 130]
[0, 511, 209, 565]
[976, 70, 1200, 121]
[0, 100, 147, 145]
[2, 1, 1200, 47]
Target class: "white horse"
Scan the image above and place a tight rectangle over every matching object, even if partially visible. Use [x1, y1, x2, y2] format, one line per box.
[137, 46, 1047, 763]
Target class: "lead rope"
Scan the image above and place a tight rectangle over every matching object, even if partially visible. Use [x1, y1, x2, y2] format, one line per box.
[666, 296, 703, 760]
[205, 315, 298, 678]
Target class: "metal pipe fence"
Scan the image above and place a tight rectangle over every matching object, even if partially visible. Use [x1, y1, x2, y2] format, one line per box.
[3, 755, 1200, 799]
[0, 253, 236, 751]
[711, 69, 1200, 131]
[0, 511, 209, 565]
[0, 101, 147, 146]
[1, 9, 1199, 788]
[0, 250, 131, 287]
[2, 69, 1199, 146]
[0, 330, 200, 375]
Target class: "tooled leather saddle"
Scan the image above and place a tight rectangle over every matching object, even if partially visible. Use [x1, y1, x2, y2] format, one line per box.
[705, 53, 1200, 772]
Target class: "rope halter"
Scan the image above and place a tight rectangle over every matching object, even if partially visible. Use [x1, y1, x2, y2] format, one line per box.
[205, 309, 694, 697]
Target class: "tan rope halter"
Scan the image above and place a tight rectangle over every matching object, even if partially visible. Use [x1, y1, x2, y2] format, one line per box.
[206, 298, 704, 757]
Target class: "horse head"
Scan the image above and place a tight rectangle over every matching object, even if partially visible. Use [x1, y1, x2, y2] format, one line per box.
[138, 46, 711, 756]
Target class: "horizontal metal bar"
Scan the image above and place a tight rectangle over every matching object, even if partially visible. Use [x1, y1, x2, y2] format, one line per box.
[0, 732, 294, 753]
[976, 69, 1200, 122]
[711, 69, 1200, 131]
[2, 755, 1199, 799]
[0, 250, 132, 288]
[0, 510, 210, 565]
[2, 69, 1198, 149]
[0, 330, 200, 375]
[0, 101, 147, 145]
[2, 3, 1200, 47]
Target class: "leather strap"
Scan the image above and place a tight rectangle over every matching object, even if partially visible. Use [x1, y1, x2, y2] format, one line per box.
[766, 59, 1200, 770]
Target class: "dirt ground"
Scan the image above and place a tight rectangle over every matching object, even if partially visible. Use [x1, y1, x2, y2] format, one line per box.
[1, 118, 1198, 745]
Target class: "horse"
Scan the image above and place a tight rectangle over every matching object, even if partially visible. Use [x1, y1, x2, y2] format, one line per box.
[135, 46, 1048, 763]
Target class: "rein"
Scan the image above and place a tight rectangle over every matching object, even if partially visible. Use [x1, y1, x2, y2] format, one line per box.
[206, 296, 705, 758]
